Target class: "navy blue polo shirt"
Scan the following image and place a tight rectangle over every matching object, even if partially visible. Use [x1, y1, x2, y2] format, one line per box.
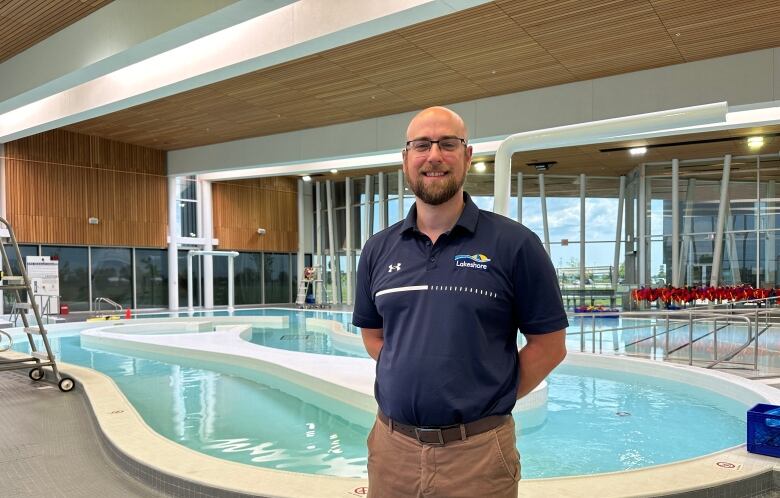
[353, 192, 568, 427]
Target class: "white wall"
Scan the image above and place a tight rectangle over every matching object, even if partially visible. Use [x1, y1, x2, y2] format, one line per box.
[169, 47, 780, 176]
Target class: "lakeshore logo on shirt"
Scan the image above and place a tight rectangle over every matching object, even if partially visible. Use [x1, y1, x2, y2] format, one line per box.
[454, 254, 491, 270]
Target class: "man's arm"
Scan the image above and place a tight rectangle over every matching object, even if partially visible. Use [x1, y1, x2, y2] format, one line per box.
[516, 329, 566, 399]
[361, 328, 384, 361]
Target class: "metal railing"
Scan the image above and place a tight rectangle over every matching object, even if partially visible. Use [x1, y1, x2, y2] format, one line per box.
[566, 296, 780, 371]
[93, 297, 123, 315]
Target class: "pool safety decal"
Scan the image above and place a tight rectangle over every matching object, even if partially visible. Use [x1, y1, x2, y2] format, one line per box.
[454, 253, 491, 270]
[348, 486, 368, 496]
[715, 461, 743, 471]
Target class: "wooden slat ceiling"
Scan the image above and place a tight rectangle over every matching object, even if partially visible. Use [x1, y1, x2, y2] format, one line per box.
[0, 0, 113, 64]
[63, 0, 780, 151]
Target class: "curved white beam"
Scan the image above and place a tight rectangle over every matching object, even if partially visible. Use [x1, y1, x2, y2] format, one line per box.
[492, 102, 729, 216]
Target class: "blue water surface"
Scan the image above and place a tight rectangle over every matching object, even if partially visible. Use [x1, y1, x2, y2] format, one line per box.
[10, 309, 746, 479]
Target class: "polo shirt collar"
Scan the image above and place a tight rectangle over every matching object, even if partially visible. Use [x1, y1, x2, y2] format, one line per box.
[400, 192, 479, 235]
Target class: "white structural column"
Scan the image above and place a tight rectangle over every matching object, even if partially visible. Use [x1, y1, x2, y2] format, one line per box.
[671, 159, 680, 288]
[201, 179, 214, 308]
[724, 207, 741, 284]
[0, 143, 4, 219]
[638, 164, 647, 286]
[167, 176, 179, 310]
[678, 178, 697, 286]
[0, 143, 5, 309]
[767, 180, 777, 284]
[539, 173, 550, 255]
[315, 182, 323, 270]
[345, 177, 354, 305]
[756, 160, 761, 288]
[365, 174, 374, 240]
[579, 174, 586, 292]
[710, 154, 732, 286]
[612, 176, 626, 288]
[765, 180, 777, 284]
[362, 175, 372, 247]
[625, 175, 635, 285]
[378, 172, 387, 230]
[398, 170, 405, 221]
[325, 180, 340, 303]
[297, 179, 305, 286]
[516, 172, 523, 224]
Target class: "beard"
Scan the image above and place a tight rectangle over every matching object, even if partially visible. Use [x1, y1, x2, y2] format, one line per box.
[407, 170, 466, 206]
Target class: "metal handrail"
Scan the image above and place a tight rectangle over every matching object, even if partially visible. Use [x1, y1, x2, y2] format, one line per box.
[93, 297, 122, 315]
[564, 301, 776, 370]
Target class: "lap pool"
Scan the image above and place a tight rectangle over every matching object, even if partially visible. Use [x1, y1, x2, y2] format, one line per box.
[3, 309, 766, 481]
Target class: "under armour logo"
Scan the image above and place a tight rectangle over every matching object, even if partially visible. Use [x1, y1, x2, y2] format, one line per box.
[388, 263, 402, 272]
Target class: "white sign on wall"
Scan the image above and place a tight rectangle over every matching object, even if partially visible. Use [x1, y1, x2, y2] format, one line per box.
[26, 256, 60, 314]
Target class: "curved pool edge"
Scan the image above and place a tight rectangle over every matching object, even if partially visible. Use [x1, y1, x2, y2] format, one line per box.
[0, 348, 365, 498]
[3, 346, 780, 497]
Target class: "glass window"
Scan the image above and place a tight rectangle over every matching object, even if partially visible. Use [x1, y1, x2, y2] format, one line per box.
[264, 253, 291, 303]
[2, 245, 38, 313]
[40, 246, 89, 312]
[179, 250, 202, 307]
[291, 254, 313, 303]
[521, 197, 543, 235]
[760, 230, 779, 287]
[179, 201, 198, 238]
[585, 196, 620, 242]
[136, 249, 168, 308]
[212, 256, 228, 306]
[388, 198, 400, 225]
[177, 176, 199, 238]
[353, 204, 362, 248]
[353, 178, 365, 204]
[235, 252, 262, 305]
[334, 207, 346, 250]
[547, 197, 580, 242]
[91, 247, 132, 309]
[333, 182, 346, 207]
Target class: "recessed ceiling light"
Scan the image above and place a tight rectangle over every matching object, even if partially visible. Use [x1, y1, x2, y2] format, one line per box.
[747, 136, 764, 149]
[330, 169, 338, 174]
[302, 175, 312, 182]
[629, 147, 647, 156]
[473, 162, 487, 172]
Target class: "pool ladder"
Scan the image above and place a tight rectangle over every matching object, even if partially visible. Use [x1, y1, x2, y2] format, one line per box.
[0, 217, 74, 392]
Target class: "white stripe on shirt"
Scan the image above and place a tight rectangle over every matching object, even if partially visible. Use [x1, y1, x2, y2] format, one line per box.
[375, 285, 429, 297]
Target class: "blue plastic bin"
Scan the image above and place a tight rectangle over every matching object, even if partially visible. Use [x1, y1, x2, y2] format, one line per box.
[747, 404, 780, 458]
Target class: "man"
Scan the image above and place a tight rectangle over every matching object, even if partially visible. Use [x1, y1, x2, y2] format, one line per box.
[352, 106, 568, 498]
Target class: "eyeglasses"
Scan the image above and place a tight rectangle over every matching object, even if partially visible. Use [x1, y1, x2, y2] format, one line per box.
[405, 138, 466, 153]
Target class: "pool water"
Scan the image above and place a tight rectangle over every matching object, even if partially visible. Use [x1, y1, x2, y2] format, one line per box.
[247, 327, 367, 358]
[12, 316, 747, 479]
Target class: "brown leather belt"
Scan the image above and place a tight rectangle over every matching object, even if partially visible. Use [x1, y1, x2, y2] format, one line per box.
[377, 411, 508, 446]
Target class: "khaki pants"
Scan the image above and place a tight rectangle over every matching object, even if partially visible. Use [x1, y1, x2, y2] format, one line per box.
[366, 415, 520, 498]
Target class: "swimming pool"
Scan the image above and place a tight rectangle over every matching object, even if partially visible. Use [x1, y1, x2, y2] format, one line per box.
[7, 310, 755, 480]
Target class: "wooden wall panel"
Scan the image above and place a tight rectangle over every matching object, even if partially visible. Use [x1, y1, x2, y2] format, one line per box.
[212, 177, 298, 252]
[4, 129, 167, 247]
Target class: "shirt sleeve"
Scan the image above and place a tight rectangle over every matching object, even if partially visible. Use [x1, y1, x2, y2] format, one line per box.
[512, 233, 569, 334]
[352, 240, 383, 329]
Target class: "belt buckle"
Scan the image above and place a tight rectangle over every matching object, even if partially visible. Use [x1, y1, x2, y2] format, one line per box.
[414, 427, 445, 446]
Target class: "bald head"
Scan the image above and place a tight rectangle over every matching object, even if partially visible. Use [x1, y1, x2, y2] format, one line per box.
[406, 106, 468, 142]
